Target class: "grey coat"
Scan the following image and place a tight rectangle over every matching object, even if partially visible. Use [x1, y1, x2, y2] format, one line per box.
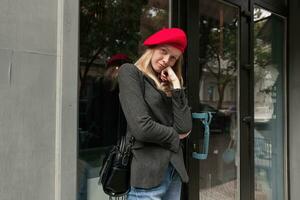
[118, 64, 192, 189]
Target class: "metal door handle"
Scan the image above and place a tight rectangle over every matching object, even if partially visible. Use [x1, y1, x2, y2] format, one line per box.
[192, 112, 213, 160]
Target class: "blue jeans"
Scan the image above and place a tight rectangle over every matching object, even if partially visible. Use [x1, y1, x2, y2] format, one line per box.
[127, 164, 182, 200]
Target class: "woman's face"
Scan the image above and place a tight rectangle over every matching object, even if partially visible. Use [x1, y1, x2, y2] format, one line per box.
[151, 45, 182, 74]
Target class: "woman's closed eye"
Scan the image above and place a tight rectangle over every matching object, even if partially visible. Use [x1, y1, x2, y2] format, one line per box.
[169, 56, 177, 63]
[160, 48, 168, 55]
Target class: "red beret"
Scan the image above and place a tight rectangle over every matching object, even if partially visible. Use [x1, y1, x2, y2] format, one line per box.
[106, 53, 130, 67]
[143, 28, 187, 53]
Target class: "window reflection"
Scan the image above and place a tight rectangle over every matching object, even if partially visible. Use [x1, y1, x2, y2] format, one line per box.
[78, 0, 170, 199]
[254, 6, 286, 200]
[198, 1, 239, 199]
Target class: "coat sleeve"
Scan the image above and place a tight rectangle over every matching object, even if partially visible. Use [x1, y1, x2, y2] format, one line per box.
[171, 89, 193, 134]
[118, 64, 180, 153]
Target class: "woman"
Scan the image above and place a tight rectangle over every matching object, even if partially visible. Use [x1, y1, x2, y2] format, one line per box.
[118, 28, 192, 200]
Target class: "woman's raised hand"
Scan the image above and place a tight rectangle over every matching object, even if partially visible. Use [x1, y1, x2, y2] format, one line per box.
[160, 67, 181, 89]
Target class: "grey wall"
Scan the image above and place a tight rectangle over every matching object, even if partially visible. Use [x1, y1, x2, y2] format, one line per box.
[289, 0, 300, 199]
[0, 0, 78, 199]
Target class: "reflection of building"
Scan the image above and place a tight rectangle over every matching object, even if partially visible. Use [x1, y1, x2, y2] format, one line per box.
[200, 70, 237, 109]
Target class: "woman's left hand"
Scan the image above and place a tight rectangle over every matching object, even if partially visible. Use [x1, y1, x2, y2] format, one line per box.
[160, 67, 181, 89]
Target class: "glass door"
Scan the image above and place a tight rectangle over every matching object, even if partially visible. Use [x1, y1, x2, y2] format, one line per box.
[187, 0, 240, 199]
[186, 1, 287, 200]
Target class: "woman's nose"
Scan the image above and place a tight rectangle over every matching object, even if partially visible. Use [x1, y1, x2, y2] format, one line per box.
[162, 55, 170, 65]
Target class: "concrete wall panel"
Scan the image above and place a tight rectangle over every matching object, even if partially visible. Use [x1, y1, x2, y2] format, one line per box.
[0, 0, 57, 54]
[0, 52, 56, 200]
[0, 0, 59, 198]
[0, 49, 13, 87]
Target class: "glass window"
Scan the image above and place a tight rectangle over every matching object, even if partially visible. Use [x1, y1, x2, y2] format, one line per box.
[78, 0, 170, 199]
[254, 6, 286, 200]
[197, 1, 240, 199]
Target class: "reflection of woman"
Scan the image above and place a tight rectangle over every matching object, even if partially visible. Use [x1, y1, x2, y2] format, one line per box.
[118, 28, 192, 200]
[88, 54, 130, 146]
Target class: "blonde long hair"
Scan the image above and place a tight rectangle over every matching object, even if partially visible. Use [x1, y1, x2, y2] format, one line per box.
[135, 48, 184, 95]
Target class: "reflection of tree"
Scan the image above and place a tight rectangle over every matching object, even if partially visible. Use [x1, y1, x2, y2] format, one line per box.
[80, 0, 145, 96]
[140, 1, 168, 37]
[254, 8, 275, 90]
[200, 14, 238, 109]
[254, 8, 272, 70]
[254, 9, 279, 122]
[79, 0, 169, 96]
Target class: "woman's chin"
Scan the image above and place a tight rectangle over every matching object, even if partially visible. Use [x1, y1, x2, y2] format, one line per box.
[152, 66, 161, 74]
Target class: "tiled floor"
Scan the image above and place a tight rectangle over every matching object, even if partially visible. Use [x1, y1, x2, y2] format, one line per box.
[200, 180, 236, 200]
[199, 180, 269, 200]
